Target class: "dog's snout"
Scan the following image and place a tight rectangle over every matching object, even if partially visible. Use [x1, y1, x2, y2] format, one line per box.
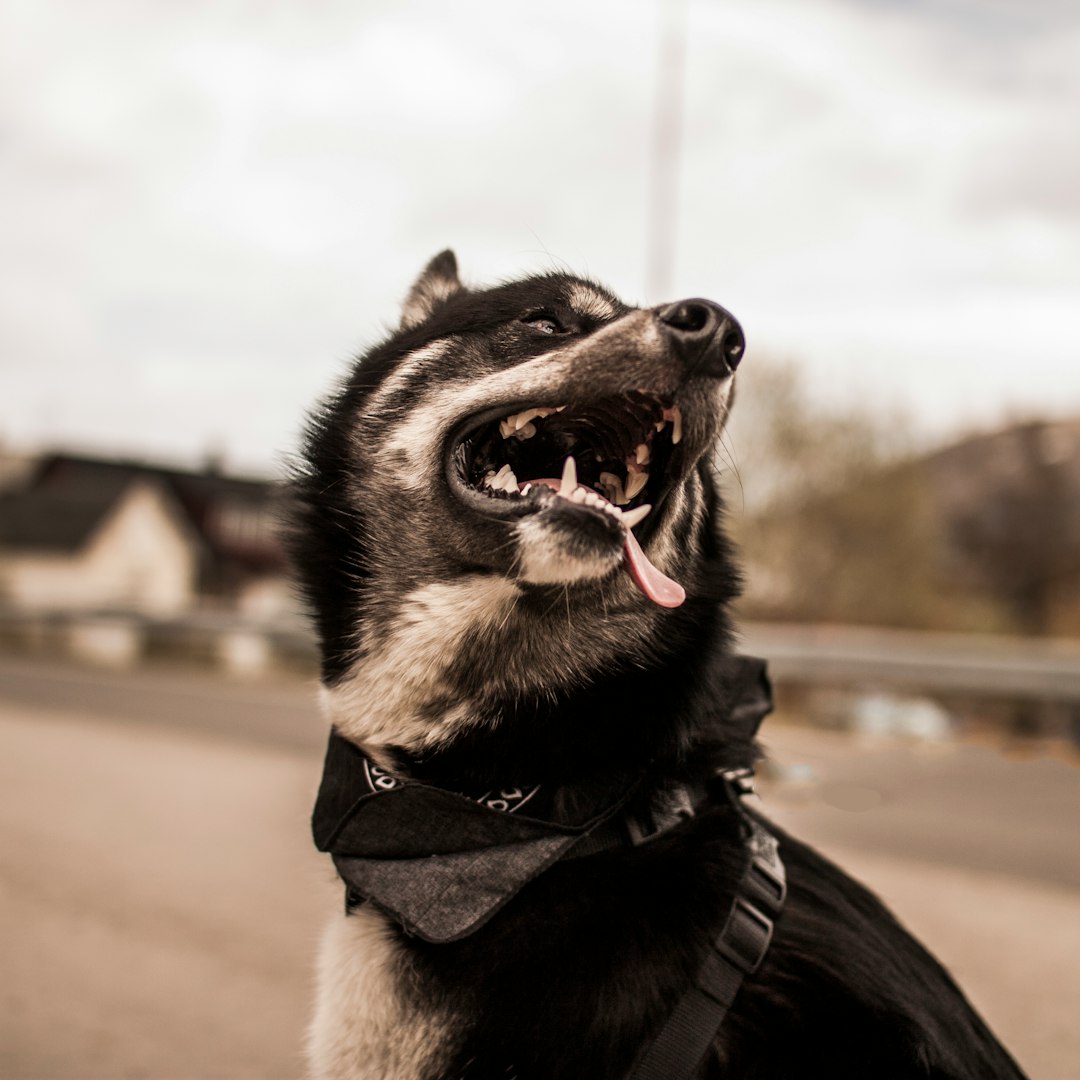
[656, 299, 745, 376]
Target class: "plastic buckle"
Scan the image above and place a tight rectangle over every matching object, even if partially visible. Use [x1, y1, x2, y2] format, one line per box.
[745, 839, 787, 915]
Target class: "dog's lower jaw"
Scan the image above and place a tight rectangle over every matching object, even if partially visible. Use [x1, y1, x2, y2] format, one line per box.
[513, 514, 624, 586]
[308, 906, 454, 1080]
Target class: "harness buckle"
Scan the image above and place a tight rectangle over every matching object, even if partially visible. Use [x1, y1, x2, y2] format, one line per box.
[714, 897, 774, 976]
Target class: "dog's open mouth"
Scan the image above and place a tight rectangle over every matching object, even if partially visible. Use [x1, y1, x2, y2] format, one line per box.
[449, 391, 686, 607]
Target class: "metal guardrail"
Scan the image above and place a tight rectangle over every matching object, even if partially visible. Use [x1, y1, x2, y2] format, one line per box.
[2, 609, 1079, 705]
[739, 622, 1080, 704]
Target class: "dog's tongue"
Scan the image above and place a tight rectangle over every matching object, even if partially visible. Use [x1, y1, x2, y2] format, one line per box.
[623, 528, 686, 608]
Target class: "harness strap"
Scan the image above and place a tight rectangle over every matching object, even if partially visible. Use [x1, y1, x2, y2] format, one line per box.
[628, 773, 786, 1080]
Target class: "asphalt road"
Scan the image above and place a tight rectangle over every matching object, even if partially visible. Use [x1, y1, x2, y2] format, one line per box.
[2, 654, 1078, 1079]
[2, 653, 1076, 888]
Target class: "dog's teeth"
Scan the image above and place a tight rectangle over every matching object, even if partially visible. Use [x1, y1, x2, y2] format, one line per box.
[500, 407, 552, 440]
[482, 470, 498, 489]
[599, 471, 626, 506]
[625, 470, 649, 501]
[491, 464, 519, 492]
[621, 504, 652, 529]
[635, 442, 651, 465]
[515, 408, 553, 430]
[654, 421, 665, 433]
[661, 406, 683, 444]
[559, 456, 577, 497]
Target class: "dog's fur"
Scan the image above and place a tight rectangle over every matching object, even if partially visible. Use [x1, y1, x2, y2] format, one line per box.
[291, 253, 1026, 1079]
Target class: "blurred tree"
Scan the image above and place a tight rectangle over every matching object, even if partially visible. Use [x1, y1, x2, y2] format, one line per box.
[720, 360, 1026, 633]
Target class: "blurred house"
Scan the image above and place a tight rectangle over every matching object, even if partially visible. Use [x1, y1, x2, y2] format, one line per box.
[0, 452, 291, 618]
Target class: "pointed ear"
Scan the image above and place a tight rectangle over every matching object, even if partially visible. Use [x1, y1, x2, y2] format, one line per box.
[400, 250, 463, 330]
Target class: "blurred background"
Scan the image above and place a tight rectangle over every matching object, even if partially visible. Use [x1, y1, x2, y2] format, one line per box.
[2, 1, 1078, 1077]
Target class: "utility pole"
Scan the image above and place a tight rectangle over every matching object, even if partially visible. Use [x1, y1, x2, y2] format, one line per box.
[646, 0, 689, 302]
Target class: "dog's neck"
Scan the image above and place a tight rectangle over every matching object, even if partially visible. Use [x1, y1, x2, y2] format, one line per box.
[323, 641, 762, 809]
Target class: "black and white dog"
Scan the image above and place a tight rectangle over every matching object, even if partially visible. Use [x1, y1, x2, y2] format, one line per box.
[291, 252, 1026, 1079]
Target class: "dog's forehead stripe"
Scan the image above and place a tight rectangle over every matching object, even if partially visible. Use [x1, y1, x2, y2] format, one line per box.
[566, 283, 618, 322]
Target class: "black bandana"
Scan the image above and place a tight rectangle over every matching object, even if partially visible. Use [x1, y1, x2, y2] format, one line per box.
[312, 656, 773, 944]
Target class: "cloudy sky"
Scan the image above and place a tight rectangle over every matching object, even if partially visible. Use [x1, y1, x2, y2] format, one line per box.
[2, 0, 1078, 475]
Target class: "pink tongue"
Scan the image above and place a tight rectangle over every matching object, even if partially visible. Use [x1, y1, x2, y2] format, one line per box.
[623, 528, 686, 608]
[524, 477, 686, 608]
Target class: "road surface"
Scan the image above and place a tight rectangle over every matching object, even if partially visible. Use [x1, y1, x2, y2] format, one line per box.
[1, 655, 1077, 1079]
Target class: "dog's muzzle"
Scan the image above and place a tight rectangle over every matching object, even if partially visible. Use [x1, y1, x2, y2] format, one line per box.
[445, 298, 746, 607]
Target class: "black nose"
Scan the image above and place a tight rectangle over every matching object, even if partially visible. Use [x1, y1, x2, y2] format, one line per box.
[656, 298, 745, 376]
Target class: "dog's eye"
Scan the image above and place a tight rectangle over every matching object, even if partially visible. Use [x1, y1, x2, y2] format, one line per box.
[521, 314, 567, 336]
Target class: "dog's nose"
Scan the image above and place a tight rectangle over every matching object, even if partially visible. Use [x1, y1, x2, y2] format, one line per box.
[655, 299, 745, 376]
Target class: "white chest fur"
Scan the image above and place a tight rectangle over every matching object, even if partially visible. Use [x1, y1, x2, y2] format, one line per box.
[321, 576, 519, 754]
[307, 905, 452, 1080]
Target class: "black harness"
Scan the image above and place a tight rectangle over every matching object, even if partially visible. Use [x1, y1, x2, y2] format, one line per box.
[626, 769, 786, 1080]
[312, 657, 786, 1079]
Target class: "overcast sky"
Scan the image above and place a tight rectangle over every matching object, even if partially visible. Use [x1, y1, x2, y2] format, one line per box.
[2, 0, 1078, 476]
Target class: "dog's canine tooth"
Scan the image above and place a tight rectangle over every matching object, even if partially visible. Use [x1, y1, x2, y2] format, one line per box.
[620, 503, 651, 529]
[635, 442, 651, 466]
[666, 405, 683, 445]
[625, 469, 649, 501]
[514, 408, 545, 430]
[559, 456, 577, 497]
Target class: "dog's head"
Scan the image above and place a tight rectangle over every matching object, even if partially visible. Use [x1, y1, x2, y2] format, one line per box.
[292, 252, 745, 768]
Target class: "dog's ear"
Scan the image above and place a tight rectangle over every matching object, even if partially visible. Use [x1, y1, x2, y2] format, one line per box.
[401, 250, 463, 330]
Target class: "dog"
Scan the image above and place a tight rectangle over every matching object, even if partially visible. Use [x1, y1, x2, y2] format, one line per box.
[290, 252, 1027, 1079]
